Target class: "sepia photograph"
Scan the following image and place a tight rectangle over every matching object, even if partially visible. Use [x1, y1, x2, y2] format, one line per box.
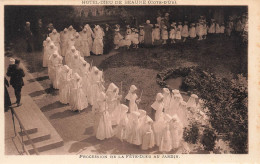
[3, 4, 249, 156]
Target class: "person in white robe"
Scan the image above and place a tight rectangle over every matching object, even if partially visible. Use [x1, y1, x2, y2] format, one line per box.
[172, 89, 183, 101]
[49, 29, 61, 54]
[159, 114, 172, 152]
[168, 93, 182, 117]
[152, 24, 160, 44]
[61, 28, 69, 56]
[42, 37, 52, 67]
[65, 37, 75, 65]
[169, 22, 176, 43]
[80, 28, 90, 57]
[47, 50, 59, 84]
[70, 73, 88, 112]
[79, 59, 91, 101]
[187, 94, 198, 113]
[141, 116, 155, 150]
[162, 88, 171, 114]
[96, 92, 114, 140]
[59, 65, 72, 104]
[89, 66, 104, 106]
[92, 25, 104, 55]
[68, 25, 76, 38]
[106, 83, 122, 125]
[138, 109, 147, 129]
[65, 45, 76, 68]
[169, 114, 183, 149]
[189, 23, 196, 39]
[198, 22, 204, 40]
[116, 104, 129, 141]
[132, 29, 139, 49]
[126, 111, 142, 145]
[53, 55, 63, 89]
[181, 21, 189, 42]
[84, 24, 94, 52]
[177, 22, 183, 32]
[151, 93, 164, 121]
[161, 26, 168, 45]
[176, 28, 182, 41]
[125, 85, 141, 113]
[74, 32, 82, 56]
[71, 51, 80, 74]
[114, 28, 123, 49]
[153, 111, 166, 147]
[179, 100, 188, 127]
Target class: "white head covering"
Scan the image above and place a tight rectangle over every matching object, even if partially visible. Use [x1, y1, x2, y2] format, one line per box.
[120, 104, 129, 113]
[75, 32, 80, 37]
[151, 93, 164, 111]
[71, 46, 76, 51]
[145, 116, 153, 123]
[52, 29, 57, 33]
[98, 91, 107, 102]
[9, 58, 15, 65]
[46, 37, 51, 42]
[50, 43, 55, 48]
[138, 109, 147, 118]
[146, 20, 150, 24]
[187, 94, 198, 108]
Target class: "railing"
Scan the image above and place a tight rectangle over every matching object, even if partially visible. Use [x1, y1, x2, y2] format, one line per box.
[10, 107, 40, 155]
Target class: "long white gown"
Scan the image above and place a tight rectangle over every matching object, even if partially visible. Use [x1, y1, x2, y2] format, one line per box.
[48, 52, 60, 85]
[70, 73, 88, 111]
[106, 83, 121, 125]
[92, 26, 104, 55]
[168, 94, 182, 116]
[59, 65, 72, 104]
[169, 115, 183, 149]
[115, 104, 129, 141]
[141, 116, 155, 150]
[49, 30, 61, 54]
[151, 93, 164, 121]
[96, 92, 114, 140]
[162, 88, 171, 114]
[187, 94, 198, 111]
[42, 38, 52, 67]
[65, 39, 75, 65]
[89, 67, 104, 106]
[74, 33, 82, 55]
[53, 55, 63, 89]
[153, 112, 166, 147]
[80, 29, 90, 57]
[85, 24, 94, 52]
[61, 29, 69, 56]
[159, 114, 172, 152]
[126, 111, 142, 145]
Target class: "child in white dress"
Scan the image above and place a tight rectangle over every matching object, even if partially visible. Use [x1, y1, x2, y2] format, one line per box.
[116, 104, 129, 141]
[181, 21, 189, 42]
[169, 22, 176, 44]
[151, 93, 164, 121]
[141, 116, 155, 150]
[159, 114, 172, 152]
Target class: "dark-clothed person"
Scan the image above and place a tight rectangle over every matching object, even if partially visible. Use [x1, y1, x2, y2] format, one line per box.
[25, 22, 33, 52]
[6, 59, 25, 106]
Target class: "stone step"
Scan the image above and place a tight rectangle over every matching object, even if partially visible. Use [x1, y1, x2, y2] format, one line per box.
[21, 96, 64, 154]
[23, 130, 51, 145]
[26, 135, 64, 154]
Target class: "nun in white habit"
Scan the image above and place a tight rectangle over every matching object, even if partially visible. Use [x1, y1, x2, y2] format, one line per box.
[65, 45, 76, 67]
[43, 37, 52, 67]
[96, 92, 114, 140]
[89, 66, 104, 106]
[151, 93, 164, 121]
[169, 114, 184, 149]
[84, 24, 94, 52]
[49, 29, 61, 54]
[168, 94, 182, 117]
[126, 111, 142, 145]
[106, 83, 122, 125]
[48, 51, 60, 85]
[53, 55, 63, 89]
[162, 88, 171, 114]
[65, 37, 75, 65]
[187, 94, 198, 111]
[141, 116, 155, 150]
[80, 28, 91, 57]
[79, 59, 91, 102]
[159, 114, 172, 152]
[125, 85, 141, 113]
[115, 104, 129, 141]
[70, 73, 88, 111]
[61, 28, 69, 56]
[92, 25, 104, 55]
[59, 65, 72, 104]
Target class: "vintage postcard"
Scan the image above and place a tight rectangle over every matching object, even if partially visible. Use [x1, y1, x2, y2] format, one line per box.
[0, 0, 260, 163]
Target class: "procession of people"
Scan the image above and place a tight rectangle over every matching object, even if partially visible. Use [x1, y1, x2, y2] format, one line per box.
[40, 21, 213, 153]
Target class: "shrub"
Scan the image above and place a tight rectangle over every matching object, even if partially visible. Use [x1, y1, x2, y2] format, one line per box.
[183, 121, 200, 144]
[201, 126, 217, 151]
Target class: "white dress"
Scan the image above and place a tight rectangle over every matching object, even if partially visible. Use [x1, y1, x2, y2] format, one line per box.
[161, 29, 168, 40]
[96, 109, 114, 140]
[89, 70, 104, 106]
[59, 67, 72, 104]
[80, 31, 90, 57]
[189, 27, 196, 38]
[53, 55, 63, 89]
[126, 114, 142, 145]
[92, 29, 104, 55]
[159, 123, 172, 152]
[141, 116, 155, 150]
[70, 75, 88, 111]
[61, 32, 69, 56]
[152, 28, 160, 41]
[151, 101, 164, 122]
[115, 105, 129, 141]
[169, 28, 176, 39]
[163, 91, 171, 114]
[49, 33, 61, 54]
[152, 114, 166, 146]
[169, 95, 181, 116]
[181, 25, 189, 37]
[169, 117, 183, 149]
[128, 93, 139, 113]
